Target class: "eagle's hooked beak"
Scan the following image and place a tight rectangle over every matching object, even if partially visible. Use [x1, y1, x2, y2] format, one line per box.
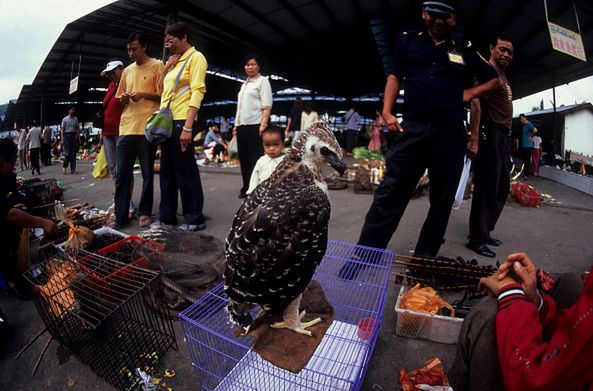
[328, 153, 346, 176]
[320, 147, 345, 175]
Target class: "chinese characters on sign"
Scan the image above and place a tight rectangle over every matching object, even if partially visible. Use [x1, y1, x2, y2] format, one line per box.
[548, 22, 587, 62]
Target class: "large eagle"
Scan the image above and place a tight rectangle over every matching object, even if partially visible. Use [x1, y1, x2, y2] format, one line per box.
[224, 121, 345, 336]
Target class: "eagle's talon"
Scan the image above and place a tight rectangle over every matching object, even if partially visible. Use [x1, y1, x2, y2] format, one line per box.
[269, 316, 322, 337]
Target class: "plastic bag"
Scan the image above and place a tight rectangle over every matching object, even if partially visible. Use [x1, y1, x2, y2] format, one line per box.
[228, 135, 238, 159]
[64, 221, 94, 250]
[452, 157, 471, 209]
[92, 146, 109, 179]
[399, 357, 450, 391]
[400, 284, 455, 317]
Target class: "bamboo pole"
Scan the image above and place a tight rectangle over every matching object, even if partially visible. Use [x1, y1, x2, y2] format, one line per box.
[31, 335, 53, 377]
[14, 327, 47, 359]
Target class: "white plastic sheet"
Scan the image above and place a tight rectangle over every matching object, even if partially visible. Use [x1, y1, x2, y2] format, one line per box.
[452, 157, 472, 210]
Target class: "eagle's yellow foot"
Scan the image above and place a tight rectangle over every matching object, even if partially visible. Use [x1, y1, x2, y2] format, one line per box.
[270, 310, 322, 336]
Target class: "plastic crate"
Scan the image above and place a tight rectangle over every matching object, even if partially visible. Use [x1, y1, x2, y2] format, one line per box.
[394, 285, 463, 345]
[180, 240, 393, 391]
[55, 226, 128, 250]
[512, 183, 542, 207]
[77, 236, 164, 283]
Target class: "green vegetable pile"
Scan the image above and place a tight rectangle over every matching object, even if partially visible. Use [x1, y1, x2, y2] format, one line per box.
[353, 147, 384, 160]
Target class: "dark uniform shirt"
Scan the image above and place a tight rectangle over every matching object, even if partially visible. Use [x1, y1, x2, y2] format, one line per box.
[481, 69, 513, 130]
[389, 30, 498, 122]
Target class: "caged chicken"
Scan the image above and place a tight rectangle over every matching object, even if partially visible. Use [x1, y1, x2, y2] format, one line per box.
[224, 121, 345, 336]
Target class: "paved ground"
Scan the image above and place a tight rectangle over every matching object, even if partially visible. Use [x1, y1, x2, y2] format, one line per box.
[1, 159, 592, 390]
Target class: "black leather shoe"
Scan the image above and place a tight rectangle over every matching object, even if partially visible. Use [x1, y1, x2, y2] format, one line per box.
[466, 242, 496, 258]
[487, 238, 503, 246]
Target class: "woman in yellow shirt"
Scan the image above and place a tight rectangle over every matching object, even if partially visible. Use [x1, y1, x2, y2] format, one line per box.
[158, 22, 207, 231]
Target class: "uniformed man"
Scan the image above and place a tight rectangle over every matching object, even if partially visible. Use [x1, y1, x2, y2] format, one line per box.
[340, 0, 500, 279]
[467, 36, 515, 258]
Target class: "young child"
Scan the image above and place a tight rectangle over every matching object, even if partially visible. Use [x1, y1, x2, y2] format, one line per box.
[247, 126, 285, 194]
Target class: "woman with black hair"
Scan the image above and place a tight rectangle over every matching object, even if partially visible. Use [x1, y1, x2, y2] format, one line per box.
[157, 21, 207, 231]
[233, 54, 273, 198]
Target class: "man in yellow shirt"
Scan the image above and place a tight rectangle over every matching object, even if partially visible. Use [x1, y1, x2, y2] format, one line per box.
[113, 32, 163, 229]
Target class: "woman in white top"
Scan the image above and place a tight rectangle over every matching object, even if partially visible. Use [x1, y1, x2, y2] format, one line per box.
[233, 54, 273, 198]
[17, 128, 28, 171]
[296, 101, 318, 144]
[27, 124, 42, 175]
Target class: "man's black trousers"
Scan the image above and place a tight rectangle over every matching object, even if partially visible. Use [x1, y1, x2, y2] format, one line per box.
[468, 123, 511, 244]
[357, 120, 466, 258]
[114, 135, 156, 224]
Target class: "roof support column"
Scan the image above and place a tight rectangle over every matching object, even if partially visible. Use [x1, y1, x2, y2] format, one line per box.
[162, 13, 177, 62]
[552, 80, 558, 157]
[40, 95, 44, 126]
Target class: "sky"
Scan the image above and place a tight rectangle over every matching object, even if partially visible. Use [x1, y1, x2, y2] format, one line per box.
[0, 0, 115, 104]
[0, 0, 592, 114]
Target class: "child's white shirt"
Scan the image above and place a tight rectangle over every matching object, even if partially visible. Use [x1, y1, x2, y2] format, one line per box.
[247, 154, 285, 194]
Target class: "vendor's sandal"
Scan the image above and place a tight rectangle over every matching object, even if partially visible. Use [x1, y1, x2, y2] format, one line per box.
[139, 216, 151, 228]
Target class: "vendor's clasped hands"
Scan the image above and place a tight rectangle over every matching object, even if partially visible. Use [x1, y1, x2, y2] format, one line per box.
[480, 252, 539, 305]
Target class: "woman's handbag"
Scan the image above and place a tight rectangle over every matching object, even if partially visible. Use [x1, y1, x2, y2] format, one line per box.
[145, 52, 194, 145]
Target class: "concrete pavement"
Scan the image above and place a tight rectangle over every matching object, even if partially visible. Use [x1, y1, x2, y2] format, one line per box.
[1, 159, 592, 390]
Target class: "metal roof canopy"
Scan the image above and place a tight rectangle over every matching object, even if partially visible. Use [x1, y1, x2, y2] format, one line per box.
[4, 0, 593, 128]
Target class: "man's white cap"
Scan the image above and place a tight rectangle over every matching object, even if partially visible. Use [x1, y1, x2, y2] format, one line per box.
[100, 60, 124, 76]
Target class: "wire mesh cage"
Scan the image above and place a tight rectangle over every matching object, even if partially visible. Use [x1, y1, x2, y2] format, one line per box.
[23, 248, 177, 390]
[139, 227, 226, 319]
[180, 240, 393, 390]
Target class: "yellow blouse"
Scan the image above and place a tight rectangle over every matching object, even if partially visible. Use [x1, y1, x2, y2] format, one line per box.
[160, 47, 207, 120]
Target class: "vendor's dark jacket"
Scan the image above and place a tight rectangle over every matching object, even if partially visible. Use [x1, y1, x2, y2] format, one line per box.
[389, 29, 498, 122]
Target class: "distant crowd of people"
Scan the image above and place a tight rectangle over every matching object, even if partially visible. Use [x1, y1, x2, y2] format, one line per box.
[15, 124, 55, 175]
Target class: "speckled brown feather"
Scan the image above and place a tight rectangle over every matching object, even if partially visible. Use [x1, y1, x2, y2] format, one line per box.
[224, 121, 342, 323]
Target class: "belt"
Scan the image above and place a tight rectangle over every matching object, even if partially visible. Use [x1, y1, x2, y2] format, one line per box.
[482, 121, 510, 131]
[482, 121, 511, 136]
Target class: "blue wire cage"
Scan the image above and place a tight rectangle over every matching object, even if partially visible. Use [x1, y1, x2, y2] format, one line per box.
[180, 240, 393, 390]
